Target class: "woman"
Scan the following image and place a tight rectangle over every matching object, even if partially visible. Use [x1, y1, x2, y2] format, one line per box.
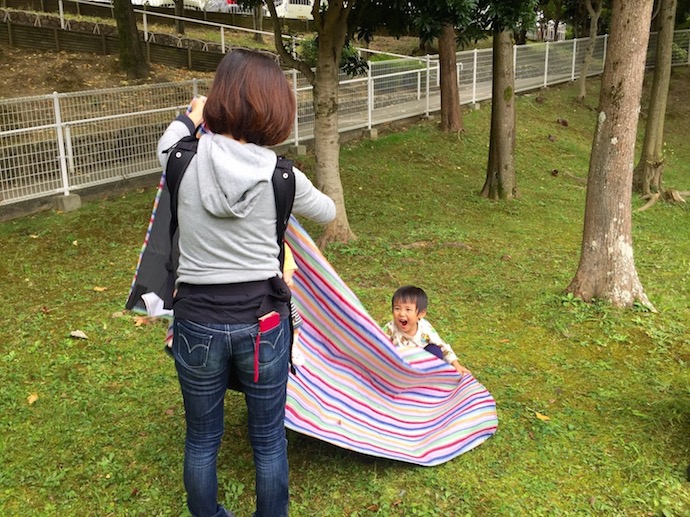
[157, 50, 336, 517]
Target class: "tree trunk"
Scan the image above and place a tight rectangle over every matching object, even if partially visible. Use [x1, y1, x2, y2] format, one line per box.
[264, 0, 356, 246]
[438, 23, 463, 133]
[112, 0, 149, 79]
[480, 29, 516, 200]
[577, 0, 602, 102]
[174, 0, 185, 34]
[514, 29, 527, 45]
[253, 5, 264, 44]
[313, 19, 356, 246]
[566, 0, 655, 310]
[633, 0, 677, 196]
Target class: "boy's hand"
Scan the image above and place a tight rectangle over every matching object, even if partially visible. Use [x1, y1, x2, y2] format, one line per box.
[452, 360, 471, 377]
[283, 269, 295, 289]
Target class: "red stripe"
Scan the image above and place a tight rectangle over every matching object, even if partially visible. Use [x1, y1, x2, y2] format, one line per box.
[254, 333, 260, 382]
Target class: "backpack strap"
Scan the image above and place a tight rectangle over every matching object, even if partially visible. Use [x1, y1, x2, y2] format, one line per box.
[272, 156, 297, 375]
[273, 156, 296, 270]
[163, 134, 199, 240]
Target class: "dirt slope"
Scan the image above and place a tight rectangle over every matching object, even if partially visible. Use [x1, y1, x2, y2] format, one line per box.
[0, 46, 215, 99]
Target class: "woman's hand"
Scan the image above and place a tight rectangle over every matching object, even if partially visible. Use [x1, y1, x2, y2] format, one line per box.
[187, 95, 207, 128]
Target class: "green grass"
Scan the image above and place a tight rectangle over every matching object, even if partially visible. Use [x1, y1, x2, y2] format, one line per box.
[1, 69, 689, 516]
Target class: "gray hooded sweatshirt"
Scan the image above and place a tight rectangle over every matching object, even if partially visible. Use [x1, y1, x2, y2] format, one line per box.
[157, 118, 336, 287]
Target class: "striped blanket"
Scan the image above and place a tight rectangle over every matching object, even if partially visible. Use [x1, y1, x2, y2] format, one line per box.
[284, 218, 498, 466]
[126, 176, 498, 466]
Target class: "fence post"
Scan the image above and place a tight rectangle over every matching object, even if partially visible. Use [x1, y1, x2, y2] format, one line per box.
[417, 66, 421, 100]
[603, 34, 608, 67]
[436, 58, 440, 88]
[472, 48, 477, 104]
[143, 9, 148, 41]
[513, 44, 517, 78]
[193, 78, 198, 98]
[64, 125, 75, 176]
[221, 27, 225, 53]
[687, 31, 690, 65]
[367, 62, 373, 130]
[571, 39, 577, 81]
[58, 0, 64, 29]
[292, 69, 299, 146]
[543, 41, 550, 87]
[53, 92, 70, 197]
[425, 54, 430, 117]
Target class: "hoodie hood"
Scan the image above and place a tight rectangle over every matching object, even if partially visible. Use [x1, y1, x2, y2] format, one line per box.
[194, 133, 277, 218]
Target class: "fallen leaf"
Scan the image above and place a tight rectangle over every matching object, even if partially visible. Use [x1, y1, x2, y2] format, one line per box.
[165, 408, 175, 416]
[72, 240, 78, 246]
[70, 329, 89, 339]
[93, 286, 108, 292]
[366, 504, 380, 512]
[535, 411, 551, 421]
[28, 392, 39, 405]
[133, 316, 158, 327]
[111, 310, 127, 318]
[30, 234, 39, 239]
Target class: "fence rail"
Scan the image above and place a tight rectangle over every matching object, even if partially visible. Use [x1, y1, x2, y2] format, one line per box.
[1, 30, 689, 210]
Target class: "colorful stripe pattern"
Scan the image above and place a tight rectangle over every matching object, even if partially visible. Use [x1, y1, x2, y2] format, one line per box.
[285, 218, 498, 466]
[127, 179, 498, 465]
[127, 170, 167, 300]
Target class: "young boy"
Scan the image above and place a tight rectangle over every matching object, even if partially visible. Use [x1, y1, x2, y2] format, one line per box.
[382, 285, 471, 376]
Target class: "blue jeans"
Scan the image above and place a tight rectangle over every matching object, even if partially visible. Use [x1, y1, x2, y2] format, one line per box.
[173, 317, 291, 517]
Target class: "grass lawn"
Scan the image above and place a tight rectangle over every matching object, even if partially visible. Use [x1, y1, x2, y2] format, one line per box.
[1, 68, 689, 516]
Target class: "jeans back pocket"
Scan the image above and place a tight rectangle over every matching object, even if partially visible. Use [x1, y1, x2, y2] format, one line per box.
[175, 320, 213, 369]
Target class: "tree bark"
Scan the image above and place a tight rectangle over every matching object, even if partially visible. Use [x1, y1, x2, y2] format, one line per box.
[313, 5, 356, 245]
[577, 0, 602, 102]
[174, 0, 185, 34]
[265, 0, 356, 245]
[253, 4, 264, 44]
[633, 0, 677, 196]
[566, 0, 655, 310]
[438, 23, 463, 133]
[480, 29, 516, 200]
[112, 0, 149, 79]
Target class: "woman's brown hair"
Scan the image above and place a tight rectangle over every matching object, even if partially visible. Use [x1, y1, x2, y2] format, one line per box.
[203, 50, 296, 146]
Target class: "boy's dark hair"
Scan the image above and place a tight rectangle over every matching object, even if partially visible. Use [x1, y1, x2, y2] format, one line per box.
[391, 285, 428, 313]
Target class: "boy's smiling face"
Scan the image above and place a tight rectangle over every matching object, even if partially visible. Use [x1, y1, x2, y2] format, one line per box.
[392, 300, 427, 337]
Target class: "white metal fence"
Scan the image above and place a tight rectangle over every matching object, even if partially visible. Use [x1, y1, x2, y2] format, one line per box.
[1, 30, 689, 209]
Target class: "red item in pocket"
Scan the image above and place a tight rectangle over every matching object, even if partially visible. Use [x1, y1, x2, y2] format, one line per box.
[259, 311, 281, 333]
[254, 311, 281, 382]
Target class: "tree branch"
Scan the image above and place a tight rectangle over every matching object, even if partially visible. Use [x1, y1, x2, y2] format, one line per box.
[663, 189, 687, 203]
[563, 171, 587, 184]
[265, 0, 315, 83]
[636, 192, 660, 212]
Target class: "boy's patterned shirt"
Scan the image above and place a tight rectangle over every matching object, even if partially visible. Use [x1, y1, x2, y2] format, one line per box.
[382, 318, 459, 365]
